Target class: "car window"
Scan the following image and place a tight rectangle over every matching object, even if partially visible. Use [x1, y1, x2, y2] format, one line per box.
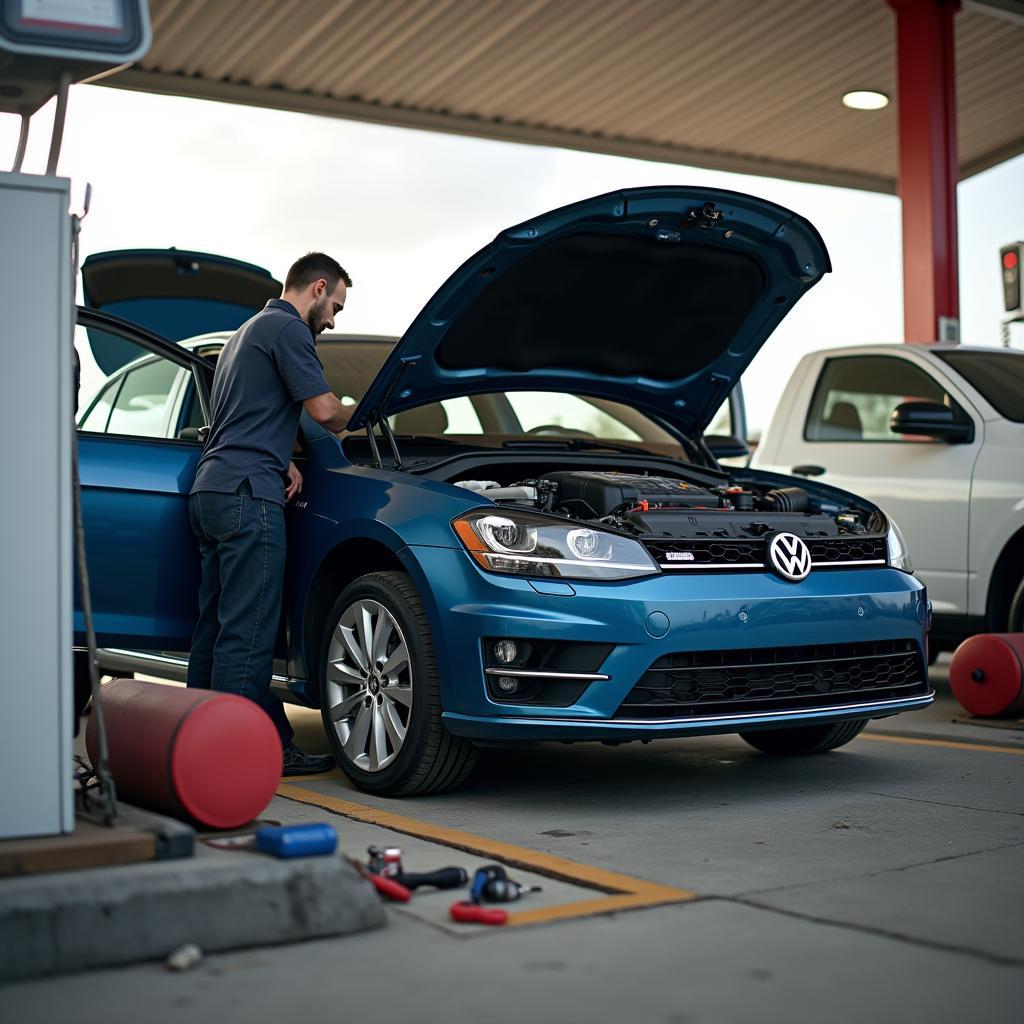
[934, 350, 1024, 422]
[388, 397, 484, 436]
[78, 376, 123, 433]
[104, 357, 183, 439]
[505, 392, 643, 440]
[805, 356, 950, 443]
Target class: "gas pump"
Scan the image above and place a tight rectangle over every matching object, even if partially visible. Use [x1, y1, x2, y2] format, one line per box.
[1, 0, 150, 839]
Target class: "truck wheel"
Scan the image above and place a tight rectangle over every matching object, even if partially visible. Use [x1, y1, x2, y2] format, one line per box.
[739, 719, 867, 755]
[318, 571, 478, 796]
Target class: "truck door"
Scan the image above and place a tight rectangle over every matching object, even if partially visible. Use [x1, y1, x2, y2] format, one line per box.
[770, 353, 979, 618]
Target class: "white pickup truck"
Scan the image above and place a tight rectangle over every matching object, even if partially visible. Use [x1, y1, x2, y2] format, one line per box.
[751, 344, 1024, 655]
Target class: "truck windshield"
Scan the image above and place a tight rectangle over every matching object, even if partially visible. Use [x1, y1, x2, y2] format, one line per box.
[934, 350, 1024, 423]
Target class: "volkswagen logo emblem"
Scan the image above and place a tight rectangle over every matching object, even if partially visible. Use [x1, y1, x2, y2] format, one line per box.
[767, 532, 812, 582]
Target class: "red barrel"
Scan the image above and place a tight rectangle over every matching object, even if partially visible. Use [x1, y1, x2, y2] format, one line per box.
[948, 634, 1024, 717]
[86, 679, 283, 829]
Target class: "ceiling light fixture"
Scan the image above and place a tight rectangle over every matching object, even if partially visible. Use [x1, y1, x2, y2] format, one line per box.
[842, 90, 890, 110]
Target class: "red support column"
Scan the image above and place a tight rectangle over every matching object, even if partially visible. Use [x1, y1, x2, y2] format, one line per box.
[888, 0, 961, 344]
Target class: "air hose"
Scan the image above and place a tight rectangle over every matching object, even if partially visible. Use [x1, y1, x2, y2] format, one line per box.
[71, 193, 117, 826]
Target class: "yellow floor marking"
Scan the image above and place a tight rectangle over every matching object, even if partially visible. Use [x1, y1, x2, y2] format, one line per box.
[276, 781, 695, 927]
[862, 733, 1024, 756]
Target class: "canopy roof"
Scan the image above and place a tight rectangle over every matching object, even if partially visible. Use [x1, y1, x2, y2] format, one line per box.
[107, 0, 1024, 194]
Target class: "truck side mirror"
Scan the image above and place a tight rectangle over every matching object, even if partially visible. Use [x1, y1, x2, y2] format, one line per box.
[890, 401, 973, 443]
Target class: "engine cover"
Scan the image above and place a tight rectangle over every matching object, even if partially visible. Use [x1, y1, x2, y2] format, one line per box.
[544, 471, 716, 518]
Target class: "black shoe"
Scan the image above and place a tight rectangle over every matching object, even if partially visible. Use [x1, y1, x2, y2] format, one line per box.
[281, 743, 335, 777]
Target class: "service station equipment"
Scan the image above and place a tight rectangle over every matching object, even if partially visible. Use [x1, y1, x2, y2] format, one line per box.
[0, 0, 150, 839]
[1000, 241, 1023, 345]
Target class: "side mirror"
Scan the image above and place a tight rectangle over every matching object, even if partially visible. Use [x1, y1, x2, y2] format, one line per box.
[705, 434, 750, 459]
[178, 425, 211, 443]
[890, 401, 972, 443]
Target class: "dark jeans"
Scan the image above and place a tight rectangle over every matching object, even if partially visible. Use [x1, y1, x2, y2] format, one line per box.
[187, 482, 293, 746]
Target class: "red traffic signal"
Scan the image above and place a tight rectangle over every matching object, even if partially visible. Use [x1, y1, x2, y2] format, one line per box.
[1001, 243, 1023, 314]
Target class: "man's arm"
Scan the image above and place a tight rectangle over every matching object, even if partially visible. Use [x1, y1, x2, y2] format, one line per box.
[303, 391, 351, 433]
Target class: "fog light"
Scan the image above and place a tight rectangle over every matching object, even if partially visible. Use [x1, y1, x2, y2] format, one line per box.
[494, 640, 518, 664]
[496, 676, 519, 693]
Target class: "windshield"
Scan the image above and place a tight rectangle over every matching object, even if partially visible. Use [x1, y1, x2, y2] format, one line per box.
[934, 350, 1024, 423]
[319, 340, 687, 453]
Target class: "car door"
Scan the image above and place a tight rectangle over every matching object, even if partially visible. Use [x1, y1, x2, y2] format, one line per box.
[75, 309, 214, 650]
[774, 352, 980, 617]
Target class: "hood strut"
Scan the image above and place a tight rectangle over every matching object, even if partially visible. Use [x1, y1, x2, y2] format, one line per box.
[363, 357, 417, 470]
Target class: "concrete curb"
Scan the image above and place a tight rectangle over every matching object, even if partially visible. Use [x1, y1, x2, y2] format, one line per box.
[0, 848, 386, 981]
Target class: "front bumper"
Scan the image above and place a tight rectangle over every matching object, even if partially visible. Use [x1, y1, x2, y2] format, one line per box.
[404, 545, 933, 742]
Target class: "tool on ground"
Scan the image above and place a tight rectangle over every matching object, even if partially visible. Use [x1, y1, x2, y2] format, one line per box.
[480, 877, 542, 902]
[394, 867, 468, 891]
[367, 844, 404, 877]
[366, 846, 467, 891]
[254, 823, 337, 858]
[350, 857, 412, 901]
[469, 864, 542, 903]
[449, 901, 508, 925]
[469, 863, 508, 902]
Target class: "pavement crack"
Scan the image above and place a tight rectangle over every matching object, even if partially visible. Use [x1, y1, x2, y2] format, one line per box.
[865, 790, 1024, 817]
[721, 896, 1024, 968]
[735, 838, 1024, 898]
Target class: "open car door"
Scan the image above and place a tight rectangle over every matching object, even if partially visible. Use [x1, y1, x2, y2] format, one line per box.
[75, 308, 215, 650]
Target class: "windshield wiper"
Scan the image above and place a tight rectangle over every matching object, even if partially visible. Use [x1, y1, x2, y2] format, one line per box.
[500, 436, 729, 479]
[504, 437, 682, 458]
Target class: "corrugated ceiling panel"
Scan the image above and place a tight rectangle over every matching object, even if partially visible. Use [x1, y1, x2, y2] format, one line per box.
[112, 0, 1024, 194]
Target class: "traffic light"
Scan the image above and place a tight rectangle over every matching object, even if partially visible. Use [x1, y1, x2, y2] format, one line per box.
[1001, 243, 1023, 315]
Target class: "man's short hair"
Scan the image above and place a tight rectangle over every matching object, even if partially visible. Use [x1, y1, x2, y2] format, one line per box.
[284, 252, 352, 292]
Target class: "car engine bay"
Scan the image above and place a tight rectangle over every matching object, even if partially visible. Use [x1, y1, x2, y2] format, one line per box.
[454, 469, 884, 541]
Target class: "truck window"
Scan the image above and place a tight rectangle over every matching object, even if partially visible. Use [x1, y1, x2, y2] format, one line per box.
[805, 356, 949, 442]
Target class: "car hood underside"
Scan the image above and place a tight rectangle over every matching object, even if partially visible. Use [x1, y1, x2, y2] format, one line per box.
[350, 186, 830, 437]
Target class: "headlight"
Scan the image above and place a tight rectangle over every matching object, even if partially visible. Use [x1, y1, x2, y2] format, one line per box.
[885, 516, 914, 573]
[452, 510, 659, 581]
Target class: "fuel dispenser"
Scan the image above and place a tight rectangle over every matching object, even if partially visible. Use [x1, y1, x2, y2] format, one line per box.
[0, 0, 150, 839]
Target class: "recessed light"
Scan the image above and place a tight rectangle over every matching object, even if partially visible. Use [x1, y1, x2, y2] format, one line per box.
[842, 90, 890, 111]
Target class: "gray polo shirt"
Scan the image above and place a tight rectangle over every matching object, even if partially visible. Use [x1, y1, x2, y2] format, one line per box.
[191, 299, 331, 505]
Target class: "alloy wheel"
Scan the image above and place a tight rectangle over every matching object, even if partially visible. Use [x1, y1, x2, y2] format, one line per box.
[324, 599, 413, 772]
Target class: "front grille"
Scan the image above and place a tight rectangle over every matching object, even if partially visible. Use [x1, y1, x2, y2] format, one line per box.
[647, 536, 886, 571]
[615, 639, 927, 719]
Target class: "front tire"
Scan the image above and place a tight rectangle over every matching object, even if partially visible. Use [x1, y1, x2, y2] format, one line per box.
[318, 571, 478, 796]
[739, 718, 867, 755]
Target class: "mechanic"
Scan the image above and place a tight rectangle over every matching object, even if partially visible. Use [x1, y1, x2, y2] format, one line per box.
[187, 252, 353, 776]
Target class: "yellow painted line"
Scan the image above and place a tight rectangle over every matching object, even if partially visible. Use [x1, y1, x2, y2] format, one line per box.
[275, 781, 695, 927]
[862, 733, 1024, 756]
[279, 769, 346, 784]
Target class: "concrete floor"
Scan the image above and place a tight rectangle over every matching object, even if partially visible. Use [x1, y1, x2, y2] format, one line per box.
[2, 658, 1022, 1023]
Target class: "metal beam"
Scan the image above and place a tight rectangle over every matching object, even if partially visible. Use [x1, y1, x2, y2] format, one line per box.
[889, 0, 961, 344]
[101, 68, 898, 195]
[964, 0, 1024, 25]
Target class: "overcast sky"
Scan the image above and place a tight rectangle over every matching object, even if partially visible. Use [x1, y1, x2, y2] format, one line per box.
[2, 84, 1021, 434]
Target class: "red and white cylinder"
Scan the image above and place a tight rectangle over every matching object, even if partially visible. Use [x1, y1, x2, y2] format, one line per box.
[86, 678, 282, 829]
[948, 634, 1024, 718]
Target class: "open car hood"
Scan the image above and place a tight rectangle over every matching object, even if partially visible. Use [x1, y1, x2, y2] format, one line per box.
[349, 186, 829, 437]
[81, 249, 281, 374]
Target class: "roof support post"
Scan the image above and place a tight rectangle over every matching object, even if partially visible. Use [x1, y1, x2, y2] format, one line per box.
[888, 0, 961, 343]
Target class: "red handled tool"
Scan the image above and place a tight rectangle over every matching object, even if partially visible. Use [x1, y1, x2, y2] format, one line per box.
[349, 858, 412, 902]
[449, 901, 508, 925]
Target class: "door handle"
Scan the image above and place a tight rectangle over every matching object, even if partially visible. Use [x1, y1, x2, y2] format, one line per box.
[792, 464, 825, 477]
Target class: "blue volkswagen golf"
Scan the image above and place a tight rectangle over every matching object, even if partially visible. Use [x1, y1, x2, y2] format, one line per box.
[76, 186, 933, 795]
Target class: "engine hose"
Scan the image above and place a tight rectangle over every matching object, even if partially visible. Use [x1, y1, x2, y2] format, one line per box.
[763, 487, 810, 513]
